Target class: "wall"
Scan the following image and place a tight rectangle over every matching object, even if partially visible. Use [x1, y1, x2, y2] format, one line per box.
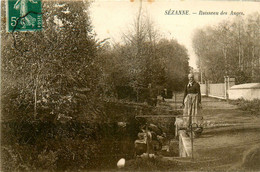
[201, 81, 260, 100]
[178, 130, 192, 157]
[229, 83, 260, 100]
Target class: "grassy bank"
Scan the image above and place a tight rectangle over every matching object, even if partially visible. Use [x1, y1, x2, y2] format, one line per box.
[1, 100, 178, 171]
[229, 99, 260, 116]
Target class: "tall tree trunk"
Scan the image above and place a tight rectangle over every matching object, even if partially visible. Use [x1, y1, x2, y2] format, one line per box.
[238, 44, 241, 70]
[252, 46, 255, 81]
[34, 69, 40, 119]
[238, 21, 243, 71]
[136, 0, 142, 58]
[222, 46, 228, 76]
[242, 48, 244, 71]
[34, 79, 38, 119]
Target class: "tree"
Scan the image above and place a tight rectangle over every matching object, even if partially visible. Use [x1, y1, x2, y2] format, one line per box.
[1, 1, 102, 122]
[192, 13, 260, 84]
[100, 26, 189, 100]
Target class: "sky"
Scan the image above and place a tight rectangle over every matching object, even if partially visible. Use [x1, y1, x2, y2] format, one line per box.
[89, 0, 260, 69]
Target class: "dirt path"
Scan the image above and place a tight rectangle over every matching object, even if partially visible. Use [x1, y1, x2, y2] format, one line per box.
[169, 96, 260, 171]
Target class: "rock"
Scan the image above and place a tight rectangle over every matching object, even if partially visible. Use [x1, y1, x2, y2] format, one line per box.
[162, 145, 170, 152]
[117, 122, 126, 127]
[148, 153, 155, 158]
[139, 153, 155, 159]
[117, 158, 126, 168]
[140, 153, 149, 158]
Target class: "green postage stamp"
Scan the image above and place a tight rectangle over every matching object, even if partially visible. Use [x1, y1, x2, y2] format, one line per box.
[7, 0, 42, 32]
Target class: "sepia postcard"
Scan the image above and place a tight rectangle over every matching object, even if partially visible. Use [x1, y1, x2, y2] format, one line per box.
[1, 0, 260, 171]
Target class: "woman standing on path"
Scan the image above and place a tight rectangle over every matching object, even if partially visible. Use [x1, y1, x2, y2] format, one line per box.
[182, 73, 202, 128]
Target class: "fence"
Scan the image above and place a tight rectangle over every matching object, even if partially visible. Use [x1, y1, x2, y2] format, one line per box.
[200, 77, 235, 100]
[201, 78, 260, 100]
[207, 83, 225, 99]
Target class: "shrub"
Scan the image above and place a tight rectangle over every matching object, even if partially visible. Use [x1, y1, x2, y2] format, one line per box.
[230, 98, 260, 116]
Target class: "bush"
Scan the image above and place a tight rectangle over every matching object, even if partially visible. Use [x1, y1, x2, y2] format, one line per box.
[1, 101, 177, 171]
[1, 117, 139, 171]
[230, 99, 260, 116]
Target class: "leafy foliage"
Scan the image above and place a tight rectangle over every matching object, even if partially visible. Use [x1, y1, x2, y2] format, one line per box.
[230, 98, 260, 116]
[1, 1, 188, 171]
[1, 1, 102, 122]
[99, 16, 190, 101]
[1, 102, 144, 171]
[193, 13, 260, 83]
